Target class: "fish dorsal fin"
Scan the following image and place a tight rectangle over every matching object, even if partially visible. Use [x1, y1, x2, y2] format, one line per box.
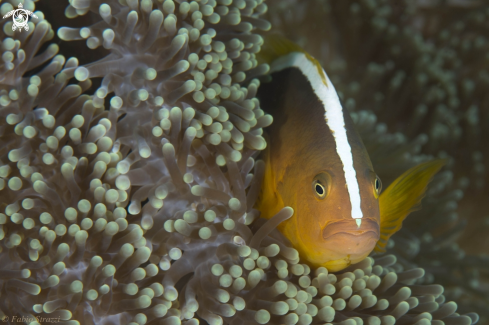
[257, 34, 328, 86]
[375, 159, 447, 253]
[257, 34, 305, 65]
[255, 133, 284, 220]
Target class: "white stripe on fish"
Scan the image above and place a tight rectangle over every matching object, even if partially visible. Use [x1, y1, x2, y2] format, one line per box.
[269, 52, 363, 226]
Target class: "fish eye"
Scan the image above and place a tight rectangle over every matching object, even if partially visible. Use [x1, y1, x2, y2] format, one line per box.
[374, 175, 382, 198]
[315, 182, 325, 196]
[312, 173, 332, 200]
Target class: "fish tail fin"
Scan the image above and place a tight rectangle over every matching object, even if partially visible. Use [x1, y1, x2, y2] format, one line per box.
[375, 159, 447, 253]
[255, 133, 283, 220]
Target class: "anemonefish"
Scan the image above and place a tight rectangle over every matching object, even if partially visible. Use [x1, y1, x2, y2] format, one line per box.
[255, 36, 446, 272]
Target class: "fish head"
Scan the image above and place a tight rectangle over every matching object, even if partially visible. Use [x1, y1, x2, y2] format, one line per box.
[280, 153, 381, 272]
[318, 168, 381, 271]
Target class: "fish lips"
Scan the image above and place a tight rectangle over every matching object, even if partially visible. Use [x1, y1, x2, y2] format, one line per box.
[322, 218, 380, 240]
[321, 218, 380, 257]
[320, 218, 379, 257]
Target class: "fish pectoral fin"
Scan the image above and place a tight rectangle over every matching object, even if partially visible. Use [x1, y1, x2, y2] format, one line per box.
[375, 159, 447, 253]
[255, 137, 284, 219]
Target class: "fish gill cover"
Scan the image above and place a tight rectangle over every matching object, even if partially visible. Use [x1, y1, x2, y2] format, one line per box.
[0, 0, 484, 325]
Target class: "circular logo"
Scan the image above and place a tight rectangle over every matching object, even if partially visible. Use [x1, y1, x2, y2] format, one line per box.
[13, 9, 29, 30]
[2, 3, 38, 32]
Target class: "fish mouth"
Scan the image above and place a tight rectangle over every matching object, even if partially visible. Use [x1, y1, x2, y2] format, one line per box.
[322, 218, 379, 240]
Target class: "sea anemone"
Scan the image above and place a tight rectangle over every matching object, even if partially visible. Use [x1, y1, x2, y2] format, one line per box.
[0, 0, 482, 324]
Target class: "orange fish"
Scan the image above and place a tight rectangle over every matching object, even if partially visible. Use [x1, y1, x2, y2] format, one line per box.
[256, 36, 445, 272]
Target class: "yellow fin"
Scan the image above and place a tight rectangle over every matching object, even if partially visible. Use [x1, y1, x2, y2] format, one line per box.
[257, 34, 305, 65]
[375, 159, 447, 253]
[255, 134, 284, 220]
[257, 34, 327, 86]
